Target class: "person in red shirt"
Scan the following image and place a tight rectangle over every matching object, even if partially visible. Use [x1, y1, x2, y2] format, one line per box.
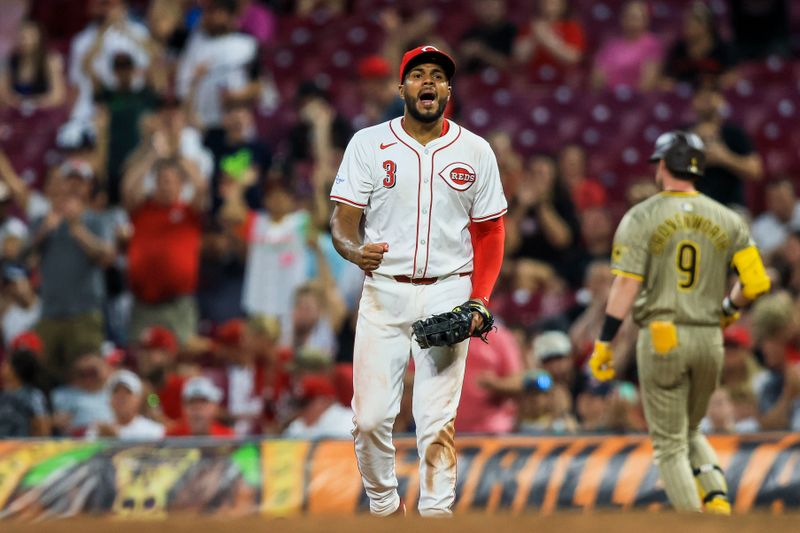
[513, 0, 586, 83]
[167, 376, 234, 437]
[122, 154, 208, 346]
[136, 325, 187, 424]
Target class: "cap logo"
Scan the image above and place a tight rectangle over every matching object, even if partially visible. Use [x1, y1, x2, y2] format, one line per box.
[439, 162, 476, 191]
[421, 45, 439, 52]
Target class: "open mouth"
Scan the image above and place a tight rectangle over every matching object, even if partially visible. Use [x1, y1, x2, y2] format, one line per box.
[419, 89, 436, 108]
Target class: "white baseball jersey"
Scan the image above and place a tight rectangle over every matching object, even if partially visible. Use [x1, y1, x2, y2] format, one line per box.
[330, 117, 507, 278]
[332, 116, 507, 517]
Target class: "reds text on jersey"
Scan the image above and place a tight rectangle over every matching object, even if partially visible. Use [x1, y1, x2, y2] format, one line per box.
[330, 117, 507, 278]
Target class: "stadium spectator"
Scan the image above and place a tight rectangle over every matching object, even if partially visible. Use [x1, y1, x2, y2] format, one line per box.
[624, 178, 659, 207]
[457, 323, 524, 433]
[125, 96, 214, 185]
[353, 55, 404, 129]
[9, 331, 46, 359]
[590, 0, 663, 92]
[660, 2, 737, 89]
[0, 349, 51, 437]
[197, 216, 247, 324]
[295, 0, 351, 17]
[729, 0, 790, 61]
[689, 83, 764, 209]
[751, 292, 800, 431]
[31, 165, 114, 382]
[507, 154, 580, 272]
[242, 315, 294, 434]
[86, 369, 165, 440]
[0, 264, 41, 348]
[146, 0, 190, 58]
[0, 149, 34, 227]
[0, 19, 66, 111]
[564, 206, 613, 287]
[222, 179, 310, 334]
[578, 207, 613, 260]
[54, 119, 106, 182]
[0, 185, 29, 263]
[530, 330, 585, 400]
[728, 388, 761, 434]
[237, 0, 278, 46]
[604, 381, 645, 433]
[458, 0, 517, 74]
[176, 0, 263, 135]
[288, 280, 346, 362]
[493, 260, 572, 332]
[168, 376, 235, 437]
[123, 156, 207, 345]
[557, 144, 606, 214]
[286, 81, 353, 185]
[576, 381, 613, 433]
[700, 387, 758, 433]
[513, 0, 586, 84]
[518, 383, 578, 434]
[50, 352, 113, 436]
[720, 325, 767, 400]
[488, 131, 525, 201]
[750, 179, 800, 257]
[378, 4, 441, 76]
[569, 261, 612, 356]
[86, 45, 159, 206]
[208, 102, 271, 212]
[135, 325, 188, 424]
[283, 373, 353, 439]
[205, 318, 264, 436]
[69, 0, 153, 122]
[772, 231, 800, 296]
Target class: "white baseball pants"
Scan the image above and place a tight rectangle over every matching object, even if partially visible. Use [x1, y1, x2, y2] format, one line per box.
[351, 272, 471, 517]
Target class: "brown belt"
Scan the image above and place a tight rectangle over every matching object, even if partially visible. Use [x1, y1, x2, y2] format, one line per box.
[365, 271, 471, 285]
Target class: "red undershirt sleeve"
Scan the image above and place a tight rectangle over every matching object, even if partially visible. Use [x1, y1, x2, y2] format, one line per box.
[469, 216, 505, 305]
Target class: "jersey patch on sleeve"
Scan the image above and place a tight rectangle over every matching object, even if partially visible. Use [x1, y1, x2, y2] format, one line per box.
[612, 244, 626, 264]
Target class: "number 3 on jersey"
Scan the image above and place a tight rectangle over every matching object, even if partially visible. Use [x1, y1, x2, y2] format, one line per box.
[675, 240, 700, 291]
[383, 160, 397, 188]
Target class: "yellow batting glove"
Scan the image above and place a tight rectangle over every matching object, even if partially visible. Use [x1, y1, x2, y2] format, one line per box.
[720, 311, 740, 329]
[720, 296, 741, 329]
[589, 341, 615, 382]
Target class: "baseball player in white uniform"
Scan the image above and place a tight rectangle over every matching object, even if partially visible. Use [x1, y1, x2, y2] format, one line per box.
[330, 46, 507, 516]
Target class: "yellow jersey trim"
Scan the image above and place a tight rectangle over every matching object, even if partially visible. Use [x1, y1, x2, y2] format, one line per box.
[611, 268, 645, 281]
[660, 190, 699, 197]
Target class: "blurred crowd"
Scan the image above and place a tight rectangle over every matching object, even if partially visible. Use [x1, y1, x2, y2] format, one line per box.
[0, 0, 798, 441]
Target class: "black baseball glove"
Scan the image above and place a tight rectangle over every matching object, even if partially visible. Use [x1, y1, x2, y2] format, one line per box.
[412, 300, 495, 349]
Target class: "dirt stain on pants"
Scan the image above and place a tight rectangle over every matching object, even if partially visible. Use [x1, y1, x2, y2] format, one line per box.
[425, 420, 456, 492]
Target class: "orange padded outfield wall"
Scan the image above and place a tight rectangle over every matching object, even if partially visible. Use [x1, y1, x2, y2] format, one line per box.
[0, 434, 797, 520]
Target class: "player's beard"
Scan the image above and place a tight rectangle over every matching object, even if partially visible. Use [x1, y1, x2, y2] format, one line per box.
[404, 92, 448, 123]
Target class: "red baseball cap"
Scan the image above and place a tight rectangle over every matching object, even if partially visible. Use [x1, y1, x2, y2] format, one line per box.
[10, 331, 44, 356]
[297, 374, 337, 400]
[215, 319, 245, 348]
[724, 325, 752, 349]
[399, 45, 456, 83]
[358, 55, 391, 79]
[139, 325, 178, 354]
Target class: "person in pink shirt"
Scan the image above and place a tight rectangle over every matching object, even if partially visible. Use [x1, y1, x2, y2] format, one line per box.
[238, 0, 277, 46]
[591, 0, 663, 92]
[456, 323, 524, 434]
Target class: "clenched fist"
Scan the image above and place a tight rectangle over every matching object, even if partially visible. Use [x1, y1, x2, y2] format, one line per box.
[356, 242, 389, 271]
